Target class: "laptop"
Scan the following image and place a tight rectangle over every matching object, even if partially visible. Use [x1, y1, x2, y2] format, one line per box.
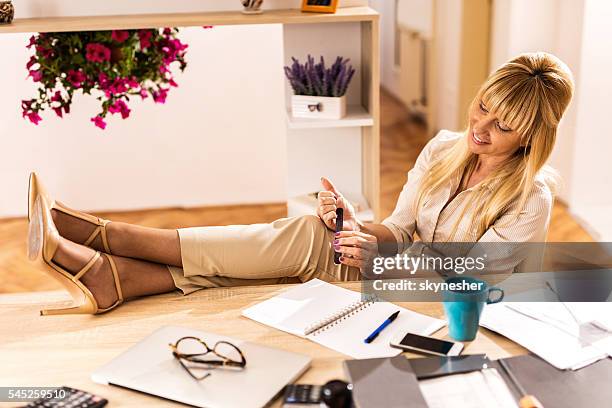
[91, 325, 311, 408]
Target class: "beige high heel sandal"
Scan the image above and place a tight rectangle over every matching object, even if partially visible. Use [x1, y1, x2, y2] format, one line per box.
[28, 172, 112, 254]
[28, 196, 124, 315]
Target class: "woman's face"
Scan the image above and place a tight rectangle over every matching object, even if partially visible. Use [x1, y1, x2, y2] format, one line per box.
[467, 99, 523, 159]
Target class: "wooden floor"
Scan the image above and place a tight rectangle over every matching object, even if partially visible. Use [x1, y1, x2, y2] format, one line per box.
[0, 90, 593, 294]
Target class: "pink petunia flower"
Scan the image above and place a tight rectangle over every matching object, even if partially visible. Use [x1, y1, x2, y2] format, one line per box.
[103, 77, 133, 97]
[35, 45, 54, 58]
[85, 43, 111, 63]
[108, 99, 131, 119]
[160, 38, 188, 64]
[111, 30, 130, 43]
[21, 100, 33, 116]
[26, 56, 38, 70]
[29, 70, 43, 82]
[27, 112, 42, 125]
[50, 91, 63, 103]
[127, 77, 139, 89]
[26, 35, 36, 49]
[91, 116, 107, 129]
[98, 72, 110, 89]
[152, 88, 169, 104]
[138, 29, 153, 49]
[66, 69, 87, 87]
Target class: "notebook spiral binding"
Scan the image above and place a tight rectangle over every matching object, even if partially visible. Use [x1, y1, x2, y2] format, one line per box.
[304, 295, 377, 336]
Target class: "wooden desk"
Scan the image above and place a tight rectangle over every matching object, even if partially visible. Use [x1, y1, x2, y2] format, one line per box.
[0, 282, 527, 407]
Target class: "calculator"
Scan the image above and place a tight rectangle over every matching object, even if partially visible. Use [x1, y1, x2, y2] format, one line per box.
[283, 384, 323, 407]
[21, 387, 108, 408]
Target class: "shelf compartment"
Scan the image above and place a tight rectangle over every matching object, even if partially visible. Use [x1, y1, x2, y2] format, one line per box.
[286, 105, 373, 129]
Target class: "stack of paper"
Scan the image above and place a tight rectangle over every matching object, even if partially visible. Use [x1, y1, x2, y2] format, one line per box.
[480, 302, 612, 370]
[419, 368, 517, 408]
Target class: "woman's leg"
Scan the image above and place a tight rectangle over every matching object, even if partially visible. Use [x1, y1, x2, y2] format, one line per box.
[51, 205, 182, 266]
[171, 215, 361, 286]
[53, 236, 176, 309]
[52, 204, 360, 291]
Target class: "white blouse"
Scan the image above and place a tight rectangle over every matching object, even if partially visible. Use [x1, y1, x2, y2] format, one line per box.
[381, 130, 553, 273]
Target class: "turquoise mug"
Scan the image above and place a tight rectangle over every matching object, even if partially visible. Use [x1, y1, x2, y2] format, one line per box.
[442, 276, 504, 341]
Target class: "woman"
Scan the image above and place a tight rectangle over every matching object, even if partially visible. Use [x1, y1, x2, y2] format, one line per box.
[28, 52, 574, 315]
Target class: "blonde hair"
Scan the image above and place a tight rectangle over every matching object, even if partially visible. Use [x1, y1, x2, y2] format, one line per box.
[416, 52, 574, 240]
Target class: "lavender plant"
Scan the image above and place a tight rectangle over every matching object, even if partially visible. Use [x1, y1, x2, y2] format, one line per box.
[284, 55, 355, 97]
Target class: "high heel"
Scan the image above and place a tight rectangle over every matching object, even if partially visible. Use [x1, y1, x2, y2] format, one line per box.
[29, 197, 124, 315]
[28, 172, 113, 254]
[28, 172, 50, 222]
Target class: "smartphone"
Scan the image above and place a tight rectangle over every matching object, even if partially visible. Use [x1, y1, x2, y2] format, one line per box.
[390, 332, 463, 356]
[333, 208, 343, 265]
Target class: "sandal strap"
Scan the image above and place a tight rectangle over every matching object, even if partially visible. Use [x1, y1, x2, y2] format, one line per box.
[100, 219, 111, 254]
[103, 253, 124, 303]
[73, 252, 101, 281]
[55, 204, 112, 254]
[82, 220, 112, 254]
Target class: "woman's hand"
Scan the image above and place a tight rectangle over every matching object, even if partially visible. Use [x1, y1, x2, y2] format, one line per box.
[316, 177, 358, 231]
[333, 230, 378, 273]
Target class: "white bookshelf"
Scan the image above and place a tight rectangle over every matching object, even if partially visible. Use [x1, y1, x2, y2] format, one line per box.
[286, 105, 374, 129]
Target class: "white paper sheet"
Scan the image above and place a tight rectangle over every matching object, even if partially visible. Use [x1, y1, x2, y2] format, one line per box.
[419, 369, 517, 408]
[480, 303, 610, 370]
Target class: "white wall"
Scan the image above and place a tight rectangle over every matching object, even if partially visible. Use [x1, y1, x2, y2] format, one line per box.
[397, 0, 433, 38]
[433, 0, 462, 132]
[566, 0, 612, 240]
[0, 25, 287, 218]
[548, 0, 584, 203]
[489, 0, 559, 70]
[369, 0, 402, 99]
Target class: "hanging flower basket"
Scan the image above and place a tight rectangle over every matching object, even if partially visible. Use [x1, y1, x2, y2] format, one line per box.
[22, 28, 192, 130]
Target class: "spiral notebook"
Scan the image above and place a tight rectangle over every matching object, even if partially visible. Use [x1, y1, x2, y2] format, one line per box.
[242, 279, 446, 359]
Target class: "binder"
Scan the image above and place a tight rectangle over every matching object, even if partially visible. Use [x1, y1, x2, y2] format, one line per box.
[344, 354, 612, 408]
[494, 354, 612, 407]
[344, 355, 428, 408]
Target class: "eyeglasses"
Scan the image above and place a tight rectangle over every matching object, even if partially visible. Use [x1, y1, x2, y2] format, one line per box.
[169, 336, 247, 381]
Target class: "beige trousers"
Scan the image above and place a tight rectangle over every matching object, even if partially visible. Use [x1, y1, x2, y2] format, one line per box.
[167, 215, 361, 294]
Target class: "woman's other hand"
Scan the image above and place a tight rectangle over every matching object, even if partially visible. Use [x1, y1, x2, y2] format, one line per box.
[333, 230, 378, 273]
[317, 177, 358, 231]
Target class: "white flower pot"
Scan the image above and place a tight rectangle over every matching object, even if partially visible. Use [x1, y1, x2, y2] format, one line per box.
[291, 95, 346, 120]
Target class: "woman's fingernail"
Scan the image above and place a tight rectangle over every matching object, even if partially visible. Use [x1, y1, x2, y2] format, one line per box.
[333, 239, 339, 244]
[339, 256, 344, 262]
[334, 232, 340, 236]
[333, 245, 340, 250]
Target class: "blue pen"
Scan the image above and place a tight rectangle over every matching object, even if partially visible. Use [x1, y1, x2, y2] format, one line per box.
[364, 310, 400, 344]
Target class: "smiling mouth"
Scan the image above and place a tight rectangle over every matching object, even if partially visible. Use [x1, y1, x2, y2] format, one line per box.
[472, 132, 491, 145]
